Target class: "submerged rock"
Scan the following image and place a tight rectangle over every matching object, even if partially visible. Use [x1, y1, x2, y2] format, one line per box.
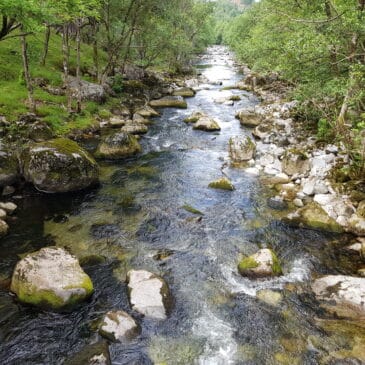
[149, 96, 187, 109]
[127, 270, 171, 320]
[65, 341, 111, 365]
[312, 275, 365, 319]
[10, 247, 93, 310]
[99, 310, 140, 342]
[229, 136, 256, 162]
[193, 116, 221, 131]
[238, 248, 282, 278]
[96, 132, 141, 159]
[208, 177, 234, 191]
[285, 202, 344, 233]
[22, 138, 99, 193]
[235, 109, 263, 128]
[172, 87, 196, 97]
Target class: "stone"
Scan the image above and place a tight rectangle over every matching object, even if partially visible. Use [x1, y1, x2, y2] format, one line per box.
[134, 106, 159, 118]
[22, 138, 99, 193]
[10, 247, 93, 309]
[268, 196, 288, 210]
[348, 214, 365, 236]
[120, 122, 148, 135]
[208, 177, 235, 191]
[238, 248, 282, 278]
[313, 194, 336, 206]
[0, 208, 6, 220]
[257, 289, 282, 307]
[109, 117, 126, 128]
[0, 141, 19, 187]
[245, 167, 260, 176]
[357, 200, 365, 218]
[0, 202, 17, 214]
[69, 77, 106, 103]
[184, 111, 206, 123]
[312, 275, 365, 319]
[261, 173, 290, 185]
[149, 96, 187, 109]
[65, 342, 111, 365]
[281, 150, 310, 176]
[172, 87, 195, 97]
[127, 270, 171, 320]
[2, 186, 15, 196]
[229, 136, 256, 162]
[285, 202, 344, 233]
[193, 116, 221, 131]
[252, 124, 271, 140]
[27, 121, 54, 142]
[235, 109, 263, 127]
[279, 183, 298, 201]
[96, 132, 141, 159]
[0, 219, 8, 237]
[99, 310, 140, 342]
[293, 198, 304, 208]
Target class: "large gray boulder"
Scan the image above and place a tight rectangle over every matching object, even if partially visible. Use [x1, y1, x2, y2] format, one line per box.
[22, 138, 99, 193]
[10, 247, 94, 310]
[127, 270, 171, 320]
[69, 77, 106, 103]
[229, 136, 256, 162]
[312, 275, 365, 319]
[120, 121, 148, 135]
[99, 310, 140, 342]
[96, 132, 141, 159]
[149, 96, 187, 109]
[193, 116, 221, 131]
[0, 141, 19, 187]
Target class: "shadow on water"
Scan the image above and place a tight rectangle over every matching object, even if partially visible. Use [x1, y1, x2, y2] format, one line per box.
[0, 46, 362, 365]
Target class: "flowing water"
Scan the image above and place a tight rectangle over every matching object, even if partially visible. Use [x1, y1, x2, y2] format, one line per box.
[0, 46, 364, 365]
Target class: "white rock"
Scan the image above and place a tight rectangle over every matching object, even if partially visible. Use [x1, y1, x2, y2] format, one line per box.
[0, 208, 6, 220]
[293, 199, 304, 208]
[0, 202, 17, 214]
[245, 167, 260, 176]
[127, 270, 171, 320]
[314, 194, 335, 206]
[346, 242, 362, 252]
[99, 311, 139, 342]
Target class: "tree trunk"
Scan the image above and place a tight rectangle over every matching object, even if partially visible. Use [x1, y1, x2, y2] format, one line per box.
[20, 29, 36, 113]
[62, 23, 72, 113]
[91, 19, 99, 82]
[76, 19, 82, 113]
[40, 24, 51, 66]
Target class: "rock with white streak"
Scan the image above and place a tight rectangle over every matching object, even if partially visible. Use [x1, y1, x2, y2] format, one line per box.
[127, 270, 171, 320]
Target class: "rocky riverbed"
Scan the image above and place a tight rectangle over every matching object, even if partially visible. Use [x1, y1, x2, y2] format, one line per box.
[0, 46, 365, 364]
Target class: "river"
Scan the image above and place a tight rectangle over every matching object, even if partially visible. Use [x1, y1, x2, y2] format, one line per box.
[0, 46, 362, 365]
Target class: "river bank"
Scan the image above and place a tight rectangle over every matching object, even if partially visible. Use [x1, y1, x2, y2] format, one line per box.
[0, 46, 365, 364]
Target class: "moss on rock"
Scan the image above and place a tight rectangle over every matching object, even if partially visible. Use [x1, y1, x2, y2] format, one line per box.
[208, 177, 235, 191]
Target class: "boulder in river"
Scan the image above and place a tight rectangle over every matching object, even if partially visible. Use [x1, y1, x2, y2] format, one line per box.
[184, 111, 206, 123]
[285, 202, 344, 233]
[235, 109, 263, 128]
[149, 96, 187, 109]
[172, 87, 196, 97]
[99, 310, 140, 342]
[0, 141, 19, 187]
[229, 136, 256, 162]
[208, 177, 234, 191]
[281, 149, 310, 176]
[22, 138, 99, 193]
[96, 132, 141, 159]
[127, 270, 171, 320]
[312, 275, 365, 319]
[238, 248, 282, 278]
[65, 341, 111, 365]
[134, 105, 160, 118]
[10, 247, 94, 310]
[0, 219, 8, 237]
[120, 121, 148, 135]
[193, 116, 221, 131]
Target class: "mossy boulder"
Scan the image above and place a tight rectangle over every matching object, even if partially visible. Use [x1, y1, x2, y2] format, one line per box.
[96, 132, 141, 159]
[285, 202, 344, 233]
[238, 248, 282, 278]
[120, 121, 148, 135]
[172, 87, 196, 97]
[281, 149, 310, 176]
[193, 116, 221, 131]
[235, 109, 263, 128]
[27, 121, 54, 142]
[127, 270, 172, 320]
[99, 310, 140, 342]
[229, 136, 256, 162]
[65, 341, 111, 365]
[208, 177, 234, 191]
[0, 141, 19, 187]
[184, 111, 206, 123]
[22, 138, 99, 193]
[69, 77, 106, 103]
[149, 96, 187, 109]
[10, 247, 94, 310]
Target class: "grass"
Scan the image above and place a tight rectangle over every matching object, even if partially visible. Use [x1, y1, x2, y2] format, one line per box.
[0, 31, 109, 135]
